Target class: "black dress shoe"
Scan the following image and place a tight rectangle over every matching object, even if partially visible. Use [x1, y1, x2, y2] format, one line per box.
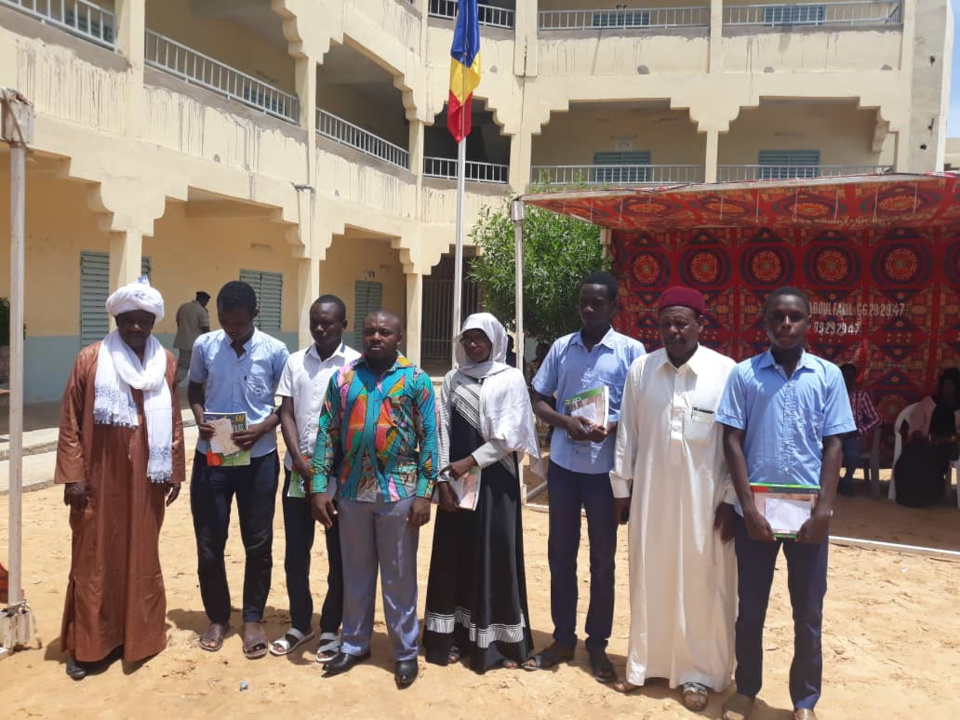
[323, 650, 371, 676]
[395, 659, 418, 688]
[65, 655, 87, 680]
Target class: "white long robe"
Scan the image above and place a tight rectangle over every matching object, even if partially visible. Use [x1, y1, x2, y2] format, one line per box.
[610, 345, 737, 690]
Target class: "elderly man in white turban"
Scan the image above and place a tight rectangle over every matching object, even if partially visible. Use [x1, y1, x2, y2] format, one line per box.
[55, 277, 185, 680]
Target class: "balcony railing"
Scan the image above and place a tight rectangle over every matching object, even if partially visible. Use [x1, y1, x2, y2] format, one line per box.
[424, 156, 509, 183]
[1, 0, 116, 48]
[428, 0, 515, 29]
[317, 109, 410, 170]
[539, 6, 709, 30]
[723, 0, 902, 27]
[144, 30, 299, 122]
[532, 164, 706, 186]
[717, 164, 894, 181]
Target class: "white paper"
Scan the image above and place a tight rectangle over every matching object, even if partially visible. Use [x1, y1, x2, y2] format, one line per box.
[209, 417, 240, 455]
[764, 497, 812, 534]
[571, 403, 598, 425]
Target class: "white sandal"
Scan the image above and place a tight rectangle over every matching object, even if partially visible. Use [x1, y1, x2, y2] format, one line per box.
[315, 632, 341, 663]
[269, 628, 315, 657]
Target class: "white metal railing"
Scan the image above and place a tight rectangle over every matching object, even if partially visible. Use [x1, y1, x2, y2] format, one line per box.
[717, 164, 894, 181]
[723, 0, 902, 27]
[428, 0, 515, 29]
[317, 109, 410, 169]
[539, 6, 709, 30]
[1, 0, 116, 48]
[532, 164, 705, 185]
[144, 30, 299, 122]
[424, 156, 509, 183]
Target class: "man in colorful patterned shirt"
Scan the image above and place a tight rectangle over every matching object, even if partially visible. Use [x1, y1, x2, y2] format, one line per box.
[311, 309, 437, 689]
[837, 363, 881, 496]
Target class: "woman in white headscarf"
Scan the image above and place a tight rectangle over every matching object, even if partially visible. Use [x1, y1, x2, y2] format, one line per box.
[423, 313, 541, 673]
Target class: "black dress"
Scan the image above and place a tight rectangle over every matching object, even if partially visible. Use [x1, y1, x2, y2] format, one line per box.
[895, 399, 958, 507]
[423, 373, 533, 672]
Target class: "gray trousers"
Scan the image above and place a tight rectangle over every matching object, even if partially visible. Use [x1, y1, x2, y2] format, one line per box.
[338, 496, 420, 661]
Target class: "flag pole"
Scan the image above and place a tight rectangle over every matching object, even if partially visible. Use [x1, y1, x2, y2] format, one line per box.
[451, 126, 466, 367]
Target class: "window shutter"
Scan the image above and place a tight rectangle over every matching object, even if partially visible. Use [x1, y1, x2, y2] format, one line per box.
[239, 269, 283, 332]
[758, 150, 821, 179]
[593, 151, 652, 183]
[353, 281, 383, 348]
[80, 251, 109, 347]
[762, 4, 826, 25]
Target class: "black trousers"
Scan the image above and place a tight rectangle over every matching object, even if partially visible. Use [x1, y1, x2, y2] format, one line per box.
[281, 468, 344, 634]
[191, 450, 280, 624]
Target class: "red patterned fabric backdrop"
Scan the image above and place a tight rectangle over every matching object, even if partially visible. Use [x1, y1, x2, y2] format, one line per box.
[525, 175, 960, 466]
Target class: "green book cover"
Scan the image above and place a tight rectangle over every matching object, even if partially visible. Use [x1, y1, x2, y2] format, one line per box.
[204, 411, 251, 467]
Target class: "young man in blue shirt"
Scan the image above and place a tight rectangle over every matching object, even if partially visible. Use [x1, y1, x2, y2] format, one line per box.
[528, 271, 646, 682]
[716, 286, 855, 720]
[188, 281, 290, 660]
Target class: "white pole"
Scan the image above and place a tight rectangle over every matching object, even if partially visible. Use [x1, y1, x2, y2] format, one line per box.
[8, 130, 25, 608]
[452, 137, 466, 365]
[511, 199, 527, 501]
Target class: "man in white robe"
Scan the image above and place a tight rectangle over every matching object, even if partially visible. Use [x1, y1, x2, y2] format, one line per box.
[610, 286, 738, 711]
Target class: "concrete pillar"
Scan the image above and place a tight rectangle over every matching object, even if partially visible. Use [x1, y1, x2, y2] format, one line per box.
[109, 230, 143, 293]
[297, 254, 321, 349]
[409, 118, 425, 181]
[509, 131, 533, 191]
[705, 129, 720, 182]
[405, 270, 423, 366]
[709, 0, 723, 74]
[115, 0, 146, 136]
[295, 57, 318, 187]
[513, 0, 538, 77]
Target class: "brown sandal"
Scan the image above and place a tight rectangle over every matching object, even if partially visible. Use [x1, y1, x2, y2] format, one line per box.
[612, 680, 641, 694]
[722, 693, 755, 720]
[242, 622, 269, 660]
[199, 622, 227, 652]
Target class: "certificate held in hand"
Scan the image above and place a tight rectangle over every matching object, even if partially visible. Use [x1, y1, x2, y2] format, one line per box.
[750, 484, 819, 538]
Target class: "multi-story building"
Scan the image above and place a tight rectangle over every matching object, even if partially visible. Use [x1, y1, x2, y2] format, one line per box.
[0, 0, 952, 401]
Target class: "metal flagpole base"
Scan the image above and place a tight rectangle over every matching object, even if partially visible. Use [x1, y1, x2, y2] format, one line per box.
[0, 601, 37, 659]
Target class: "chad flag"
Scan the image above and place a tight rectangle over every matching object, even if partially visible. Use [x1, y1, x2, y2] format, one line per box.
[447, 0, 481, 143]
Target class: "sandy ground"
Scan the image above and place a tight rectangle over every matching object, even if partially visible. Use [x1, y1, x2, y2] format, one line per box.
[2, 447, 960, 719]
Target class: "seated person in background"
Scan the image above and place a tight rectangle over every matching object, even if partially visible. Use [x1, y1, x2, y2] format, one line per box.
[837, 364, 881, 497]
[894, 368, 960, 507]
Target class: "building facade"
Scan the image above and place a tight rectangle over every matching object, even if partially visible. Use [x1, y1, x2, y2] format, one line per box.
[0, 0, 952, 401]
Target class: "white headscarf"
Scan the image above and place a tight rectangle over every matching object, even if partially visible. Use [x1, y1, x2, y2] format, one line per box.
[93, 278, 173, 483]
[456, 313, 542, 475]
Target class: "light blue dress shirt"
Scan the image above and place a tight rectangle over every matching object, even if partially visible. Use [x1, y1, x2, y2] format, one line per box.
[715, 349, 856, 511]
[189, 328, 290, 458]
[532, 328, 646, 475]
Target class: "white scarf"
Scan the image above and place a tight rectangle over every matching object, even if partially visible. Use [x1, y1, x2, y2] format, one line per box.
[456, 313, 543, 476]
[93, 331, 173, 483]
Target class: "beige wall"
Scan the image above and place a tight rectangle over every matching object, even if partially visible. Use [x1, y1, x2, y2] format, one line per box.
[722, 29, 903, 74]
[532, 105, 705, 166]
[316, 67, 409, 150]
[146, 202, 301, 337]
[320, 235, 407, 340]
[719, 102, 887, 165]
[146, 0, 295, 92]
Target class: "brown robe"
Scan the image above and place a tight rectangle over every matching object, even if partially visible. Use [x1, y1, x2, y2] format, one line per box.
[55, 342, 185, 663]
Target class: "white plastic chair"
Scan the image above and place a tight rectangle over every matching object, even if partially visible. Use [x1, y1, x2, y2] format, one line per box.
[888, 401, 920, 501]
[952, 460, 960, 510]
[859, 429, 881, 497]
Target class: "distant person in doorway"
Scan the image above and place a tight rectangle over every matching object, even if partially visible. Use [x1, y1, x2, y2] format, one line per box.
[269, 295, 360, 661]
[55, 278, 185, 679]
[174, 291, 210, 384]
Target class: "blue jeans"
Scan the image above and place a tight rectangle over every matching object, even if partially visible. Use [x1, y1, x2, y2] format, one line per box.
[338, 496, 421, 661]
[546, 461, 617, 651]
[734, 516, 829, 710]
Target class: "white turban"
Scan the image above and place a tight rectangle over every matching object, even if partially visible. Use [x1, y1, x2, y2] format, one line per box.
[105, 276, 165, 322]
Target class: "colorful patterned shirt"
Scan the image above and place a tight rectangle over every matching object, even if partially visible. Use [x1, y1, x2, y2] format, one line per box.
[849, 388, 881, 434]
[311, 354, 438, 502]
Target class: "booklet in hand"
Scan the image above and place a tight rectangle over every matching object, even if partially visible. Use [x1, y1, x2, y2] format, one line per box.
[750, 484, 819, 538]
[433, 466, 481, 511]
[564, 386, 609, 436]
[205, 411, 251, 467]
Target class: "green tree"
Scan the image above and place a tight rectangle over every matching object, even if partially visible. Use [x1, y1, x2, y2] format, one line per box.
[468, 195, 608, 345]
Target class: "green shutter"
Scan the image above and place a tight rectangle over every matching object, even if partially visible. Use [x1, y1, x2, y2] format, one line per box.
[758, 150, 821, 179]
[239, 269, 283, 332]
[353, 281, 383, 348]
[593, 151, 652, 183]
[80, 252, 109, 347]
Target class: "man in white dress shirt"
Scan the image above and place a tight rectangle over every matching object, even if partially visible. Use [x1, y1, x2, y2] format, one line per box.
[269, 295, 360, 660]
[610, 286, 737, 711]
